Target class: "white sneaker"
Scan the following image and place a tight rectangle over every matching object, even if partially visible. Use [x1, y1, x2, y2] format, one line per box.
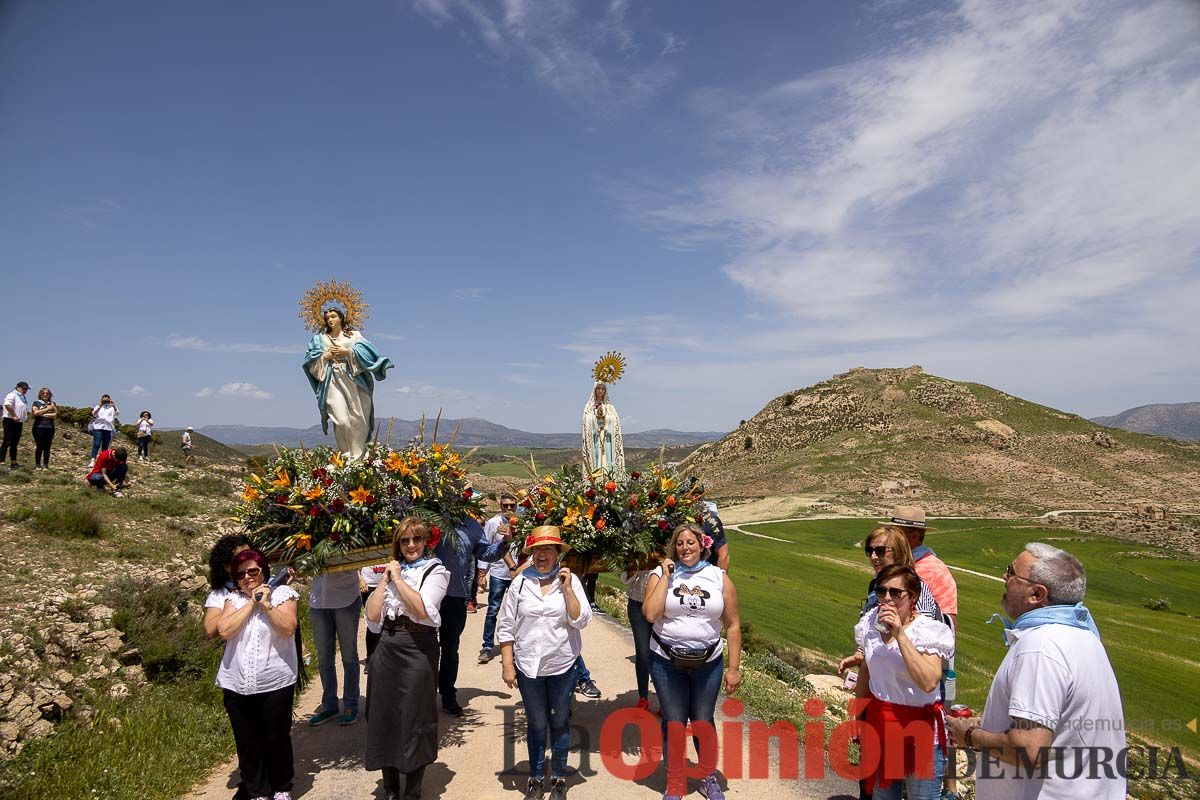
[87, 459, 95, 468]
[112, 491, 124, 498]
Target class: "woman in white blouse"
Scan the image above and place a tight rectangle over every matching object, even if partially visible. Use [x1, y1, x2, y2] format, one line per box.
[363, 517, 450, 800]
[497, 526, 591, 800]
[853, 564, 955, 800]
[643, 524, 741, 800]
[216, 550, 299, 800]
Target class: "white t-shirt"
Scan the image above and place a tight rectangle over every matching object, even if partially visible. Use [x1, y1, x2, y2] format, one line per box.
[309, 570, 361, 609]
[496, 572, 592, 678]
[649, 563, 725, 662]
[359, 563, 388, 590]
[854, 611, 955, 706]
[975, 624, 1126, 800]
[137, 418, 153, 436]
[91, 404, 117, 431]
[215, 585, 299, 695]
[2, 391, 28, 422]
[479, 514, 514, 581]
[364, 561, 450, 632]
[204, 587, 229, 609]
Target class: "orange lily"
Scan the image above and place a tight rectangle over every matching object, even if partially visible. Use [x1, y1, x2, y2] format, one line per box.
[270, 469, 291, 489]
[349, 485, 372, 505]
[330, 452, 346, 469]
[241, 485, 261, 503]
[303, 485, 324, 501]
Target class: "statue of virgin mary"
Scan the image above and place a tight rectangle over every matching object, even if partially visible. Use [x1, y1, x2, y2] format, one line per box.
[581, 380, 625, 478]
[300, 281, 393, 460]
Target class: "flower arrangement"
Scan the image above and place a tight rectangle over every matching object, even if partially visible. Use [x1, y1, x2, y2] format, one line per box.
[513, 464, 704, 571]
[239, 441, 483, 573]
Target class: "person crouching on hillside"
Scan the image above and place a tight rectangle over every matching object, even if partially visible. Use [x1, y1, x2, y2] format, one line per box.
[86, 446, 129, 497]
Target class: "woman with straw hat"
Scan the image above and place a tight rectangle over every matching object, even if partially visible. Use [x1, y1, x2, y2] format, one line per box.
[497, 526, 592, 800]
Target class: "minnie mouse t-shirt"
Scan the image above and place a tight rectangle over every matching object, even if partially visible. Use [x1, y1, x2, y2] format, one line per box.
[650, 563, 725, 662]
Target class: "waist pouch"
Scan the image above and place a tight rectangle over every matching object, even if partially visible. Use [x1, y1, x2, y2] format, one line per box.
[652, 629, 718, 671]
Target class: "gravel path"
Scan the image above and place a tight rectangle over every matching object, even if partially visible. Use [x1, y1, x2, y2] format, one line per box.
[187, 602, 855, 800]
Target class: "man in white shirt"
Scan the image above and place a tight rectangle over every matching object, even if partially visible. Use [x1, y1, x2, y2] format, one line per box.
[947, 543, 1126, 800]
[1, 381, 30, 469]
[478, 493, 519, 664]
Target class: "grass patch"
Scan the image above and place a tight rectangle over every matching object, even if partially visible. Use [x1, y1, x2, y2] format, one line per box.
[31, 504, 104, 538]
[108, 577, 220, 683]
[160, 470, 180, 481]
[187, 474, 232, 497]
[5, 505, 34, 522]
[140, 494, 194, 517]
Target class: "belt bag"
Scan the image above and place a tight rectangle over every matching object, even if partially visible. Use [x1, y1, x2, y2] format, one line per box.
[652, 630, 718, 671]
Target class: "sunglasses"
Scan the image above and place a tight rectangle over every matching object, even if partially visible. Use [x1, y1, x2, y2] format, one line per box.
[1004, 563, 1038, 584]
[874, 586, 908, 602]
[500, 503, 517, 510]
[234, 567, 262, 580]
[398, 536, 425, 545]
[864, 545, 894, 557]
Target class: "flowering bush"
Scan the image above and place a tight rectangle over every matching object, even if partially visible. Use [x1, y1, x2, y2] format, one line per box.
[239, 442, 483, 573]
[513, 464, 704, 571]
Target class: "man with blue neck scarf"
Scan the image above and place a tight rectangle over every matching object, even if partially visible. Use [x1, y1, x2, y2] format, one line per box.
[947, 543, 1125, 800]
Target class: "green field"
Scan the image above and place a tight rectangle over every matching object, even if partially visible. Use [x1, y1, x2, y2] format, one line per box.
[722, 519, 1200, 756]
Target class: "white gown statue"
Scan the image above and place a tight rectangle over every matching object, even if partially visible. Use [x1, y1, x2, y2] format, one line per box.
[302, 307, 393, 461]
[581, 382, 625, 478]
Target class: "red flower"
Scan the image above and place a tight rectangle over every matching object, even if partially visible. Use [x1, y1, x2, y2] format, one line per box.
[648, 490, 659, 501]
[308, 507, 319, 517]
[658, 519, 669, 531]
[311, 468, 327, 479]
[331, 497, 345, 513]
[604, 481, 617, 493]
[274, 494, 288, 504]
[322, 477, 333, 487]
[585, 488, 597, 500]
[534, 512, 546, 523]
[329, 531, 341, 542]
[365, 494, 376, 505]
[628, 495, 639, 508]
[386, 483, 399, 495]
[666, 495, 677, 508]
[429, 525, 443, 548]
[520, 498, 533, 508]
[631, 471, 641, 479]
[695, 514, 703, 524]
[595, 518, 607, 531]
[462, 489, 473, 500]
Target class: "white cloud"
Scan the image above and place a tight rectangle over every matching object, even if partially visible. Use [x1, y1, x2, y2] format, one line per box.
[166, 334, 299, 355]
[621, 0, 1200, 349]
[195, 387, 214, 398]
[370, 332, 406, 341]
[216, 383, 274, 400]
[453, 287, 489, 300]
[408, 0, 681, 106]
[395, 383, 470, 401]
[125, 385, 146, 396]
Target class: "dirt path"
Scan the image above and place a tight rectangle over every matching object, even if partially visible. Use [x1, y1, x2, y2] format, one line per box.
[187, 604, 855, 800]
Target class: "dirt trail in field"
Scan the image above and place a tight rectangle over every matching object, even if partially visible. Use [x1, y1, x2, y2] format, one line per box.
[187, 607, 856, 800]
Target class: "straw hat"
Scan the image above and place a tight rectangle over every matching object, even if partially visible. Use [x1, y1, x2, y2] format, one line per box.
[888, 505, 935, 531]
[522, 525, 571, 555]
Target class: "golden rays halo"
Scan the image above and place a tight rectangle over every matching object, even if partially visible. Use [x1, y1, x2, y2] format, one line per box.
[592, 351, 626, 384]
[299, 279, 369, 332]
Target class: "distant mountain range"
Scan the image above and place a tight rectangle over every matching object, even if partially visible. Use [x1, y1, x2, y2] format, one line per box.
[198, 418, 724, 449]
[1091, 403, 1200, 442]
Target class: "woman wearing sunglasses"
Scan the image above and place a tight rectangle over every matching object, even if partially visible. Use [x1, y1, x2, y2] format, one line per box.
[363, 517, 450, 800]
[853, 565, 954, 800]
[215, 549, 299, 800]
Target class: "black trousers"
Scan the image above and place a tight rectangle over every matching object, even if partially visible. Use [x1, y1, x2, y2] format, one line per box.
[33, 426, 54, 466]
[0, 418, 21, 463]
[223, 685, 295, 798]
[137, 435, 151, 458]
[362, 590, 381, 662]
[437, 596, 468, 706]
[383, 764, 427, 800]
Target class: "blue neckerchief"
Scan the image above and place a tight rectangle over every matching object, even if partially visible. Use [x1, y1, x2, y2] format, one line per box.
[522, 563, 559, 581]
[987, 602, 1101, 646]
[912, 544, 935, 561]
[401, 556, 435, 571]
[674, 559, 707, 577]
[224, 580, 236, 590]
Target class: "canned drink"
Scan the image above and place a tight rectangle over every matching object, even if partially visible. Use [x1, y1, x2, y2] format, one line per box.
[949, 704, 973, 718]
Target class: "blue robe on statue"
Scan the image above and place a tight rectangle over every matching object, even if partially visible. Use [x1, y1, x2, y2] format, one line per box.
[303, 332, 393, 454]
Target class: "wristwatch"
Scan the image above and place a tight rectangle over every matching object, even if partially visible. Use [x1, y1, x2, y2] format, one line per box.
[964, 723, 981, 750]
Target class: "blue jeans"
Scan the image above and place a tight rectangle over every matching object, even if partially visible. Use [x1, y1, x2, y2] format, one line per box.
[574, 654, 591, 684]
[871, 744, 946, 800]
[627, 600, 652, 699]
[481, 576, 511, 650]
[87, 462, 127, 491]
[310, 598, 361, 713]
[649, 652, 723, 793]
[91, 429, 112, 459]
[516, 668, 576, 779]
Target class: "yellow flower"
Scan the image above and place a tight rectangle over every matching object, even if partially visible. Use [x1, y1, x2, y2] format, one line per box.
[303, 485, 324, 501]
[660, 476, 676, 492]
[241, 485, 260, 503]
[563, 507, 580, 528]
[432, 444, 445, 455]
[586, 504, 597, 519]
[410, 485, 424, 500]
[248, 473, 264, 485]
[270, 469, 291, 489]
[384, 452, 413, 477]
[349, 485, 372, 505]
[445, 452, 460, 466]
[294, 534, 312, 551]
[330, 452, 345, 469]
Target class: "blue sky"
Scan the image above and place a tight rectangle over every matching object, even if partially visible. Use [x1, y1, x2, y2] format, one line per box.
[2, 0, 1198, 432]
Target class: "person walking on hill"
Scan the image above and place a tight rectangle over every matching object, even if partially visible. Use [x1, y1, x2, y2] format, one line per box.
[946, 543, 1125, 800]
[182, 426, 195, 464]
[1, 381, 30, 469]
[88, 393, 119, 466]
[136, 410, 154, 461]
[30, 387, 56, 470]
[478, 494, 519, 665]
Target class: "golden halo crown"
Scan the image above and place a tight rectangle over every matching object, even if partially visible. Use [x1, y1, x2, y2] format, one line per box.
[592, 351, 626, 384]
[299, 279, 369, 333]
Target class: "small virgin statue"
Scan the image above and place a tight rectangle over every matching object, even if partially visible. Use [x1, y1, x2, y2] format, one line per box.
[581, 353, 626, 478]
[300, 281, 393, 460]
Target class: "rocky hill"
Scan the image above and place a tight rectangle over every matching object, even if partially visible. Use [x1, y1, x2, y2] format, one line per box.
[1092, 402, 1200, 442]
[683, 366, 1200, 515]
